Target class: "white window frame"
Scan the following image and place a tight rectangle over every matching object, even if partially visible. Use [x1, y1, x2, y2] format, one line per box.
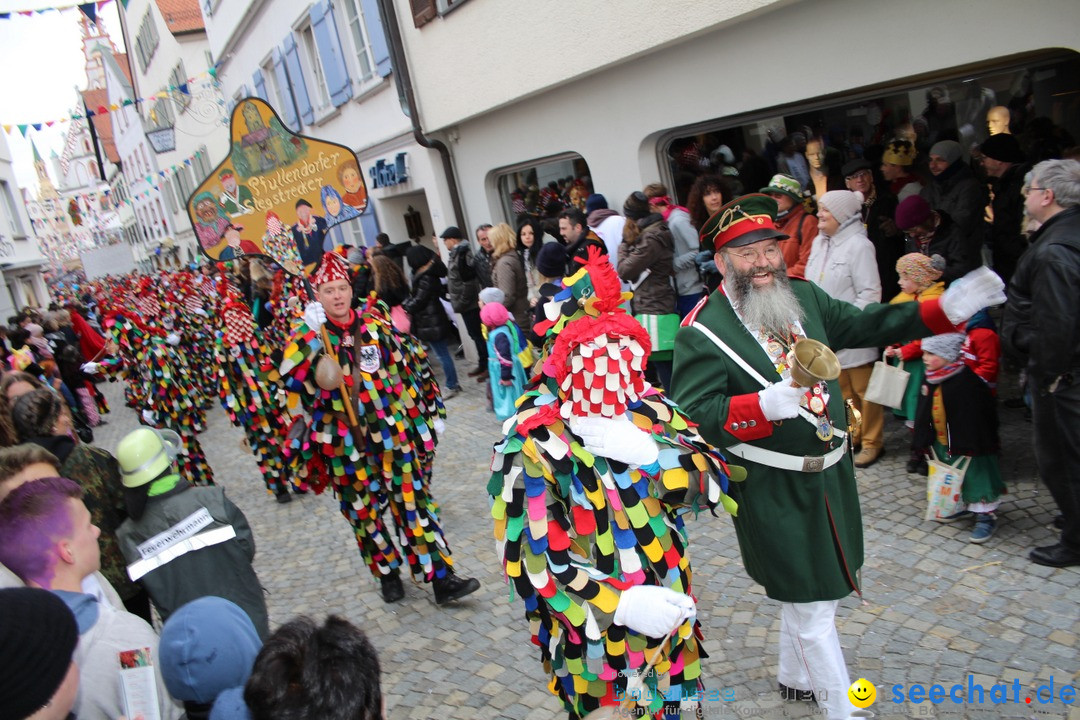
[0, 181, 26, 237]
[296, 21, 332, 113]
[341, 0, 376, 85]
[260, 55, 281, 109]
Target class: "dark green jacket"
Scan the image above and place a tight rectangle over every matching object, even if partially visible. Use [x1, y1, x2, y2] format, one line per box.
[671, 279, 951, 602]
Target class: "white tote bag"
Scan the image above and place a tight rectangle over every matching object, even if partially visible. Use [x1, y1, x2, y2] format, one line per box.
[925, 453, 969, 522]
[865, 351, 910, 409]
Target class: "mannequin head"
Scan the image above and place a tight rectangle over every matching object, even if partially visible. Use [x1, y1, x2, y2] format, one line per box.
[987, 106, 1011, 135]
[805, 139, 826, 171]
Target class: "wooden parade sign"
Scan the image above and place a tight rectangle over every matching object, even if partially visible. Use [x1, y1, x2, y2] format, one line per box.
[186, 97, 369, 275]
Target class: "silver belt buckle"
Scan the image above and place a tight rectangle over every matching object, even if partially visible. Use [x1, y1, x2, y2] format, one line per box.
[802, 455, 825, 472]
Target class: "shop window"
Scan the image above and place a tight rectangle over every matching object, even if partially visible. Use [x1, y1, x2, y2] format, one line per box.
[660, 52, 1080, 207]
[494, 153, 594, 225]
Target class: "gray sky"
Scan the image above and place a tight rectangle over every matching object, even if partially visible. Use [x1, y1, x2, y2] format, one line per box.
[0, 0, 124, 191]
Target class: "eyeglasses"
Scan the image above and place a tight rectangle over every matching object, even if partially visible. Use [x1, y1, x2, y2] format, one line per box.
[1022, 186, 1049, 196]
[845, 170, 871, 182]
[727, 244, 782, 263]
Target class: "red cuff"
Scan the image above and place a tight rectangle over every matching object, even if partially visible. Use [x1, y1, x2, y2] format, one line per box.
[900, 340, 923, 361]
[919, 298, 957, 335]
[725, 393, 773, 441]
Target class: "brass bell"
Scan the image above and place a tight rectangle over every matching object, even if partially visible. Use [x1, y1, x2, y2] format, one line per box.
[788, 338, 841, 387]
[314, 353, 344, 390]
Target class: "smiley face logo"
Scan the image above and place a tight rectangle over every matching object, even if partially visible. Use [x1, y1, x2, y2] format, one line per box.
[848, 678, 877, 708]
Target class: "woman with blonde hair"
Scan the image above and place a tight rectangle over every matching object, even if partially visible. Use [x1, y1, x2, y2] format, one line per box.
[489, 223, 530, 330]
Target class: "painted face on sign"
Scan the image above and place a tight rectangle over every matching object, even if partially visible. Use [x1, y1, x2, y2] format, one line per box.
[325, 194, 342, 217]
[341, 166, 362, 194]
[196, 198, 220, 223]
[222, 174, 238, 193]
[296, 204, 312, 224]
[224, 226, 242, 248]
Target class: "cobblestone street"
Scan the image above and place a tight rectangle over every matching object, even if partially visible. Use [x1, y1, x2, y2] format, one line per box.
[91, 364, 1078, 720]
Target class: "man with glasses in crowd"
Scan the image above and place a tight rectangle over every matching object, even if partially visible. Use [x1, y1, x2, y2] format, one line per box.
[1002, 158, 1080, 568]
[844, 158, 903, 299]
[672, 193, 1006, 720]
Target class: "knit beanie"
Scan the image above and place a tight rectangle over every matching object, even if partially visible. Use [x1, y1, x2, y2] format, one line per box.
[406, 245, 434, 271]
[818, 190, 864, 226]
[0, 587, 79, 720]
[895, 195, 933, 230]
[480, 301, 509, 329]
[979, 133, 1025, 163]
[478, 287, 505, 306]
[585, 194, 608, 214]
[929, 140, 962, 166]
[623, 191, 652, 221]
[895, 253, 945, 289]
[536, 243, 567, 278]
[922, 332, 965, 362]
[159, 597, 262, 705]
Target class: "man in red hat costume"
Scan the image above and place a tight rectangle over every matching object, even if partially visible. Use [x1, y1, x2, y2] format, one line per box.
[272, 251, 479, 605]
[671, 194, 1006, 719]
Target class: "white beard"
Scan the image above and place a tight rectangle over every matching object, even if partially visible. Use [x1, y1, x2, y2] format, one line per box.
[723, 255, 805, 338]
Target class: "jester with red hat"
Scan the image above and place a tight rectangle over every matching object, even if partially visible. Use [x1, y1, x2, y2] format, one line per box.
[489, 248, 742, 719]
[271, 250, 480, 605]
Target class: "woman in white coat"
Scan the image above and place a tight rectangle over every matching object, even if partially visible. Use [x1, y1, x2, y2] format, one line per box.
[805, 190, 885, 468]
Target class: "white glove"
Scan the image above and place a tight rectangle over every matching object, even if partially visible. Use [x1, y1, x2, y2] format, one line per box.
[613, 585, 696, 638]
[568, 414, 659, 467]
[193, 307, 208, 317]
[758, 383, 803, 421]
[141, 409, 157, 425]
[80, 362, 101, 375]
[433, 418, 446, 436]
[940, 265, 1006, 325]
[303, 302, 327, 332]
[165, 332, 181, 346]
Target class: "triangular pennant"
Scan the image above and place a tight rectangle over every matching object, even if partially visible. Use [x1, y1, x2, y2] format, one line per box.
[78, 3, 96, 24]
[17, 125, 28, 137]
[184, 158, 191, 165]
[31, 123, 42, 131]
[179, 83, 189, 95]
[2, 125, 11, 134]
[97, 105, 108, 115]
[45, 121, 54, 127]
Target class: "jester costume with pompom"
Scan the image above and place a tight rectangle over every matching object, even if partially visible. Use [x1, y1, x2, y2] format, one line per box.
[490, 249, 741, 719]
[270, 291, 452, 584]
[214, 295, 297, 497]
[102, 310, 215, 487]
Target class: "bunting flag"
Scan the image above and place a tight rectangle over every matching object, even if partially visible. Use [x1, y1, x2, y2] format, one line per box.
[0, 0, 111, 20]
[2, 62, 222, 133]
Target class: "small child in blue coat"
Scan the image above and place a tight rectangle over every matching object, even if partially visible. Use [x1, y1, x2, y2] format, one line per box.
[479, 294, 527, 421]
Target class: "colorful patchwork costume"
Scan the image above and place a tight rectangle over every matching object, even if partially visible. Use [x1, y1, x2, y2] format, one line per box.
[490, 250, 740, 718]
[271, 252, 476, 602]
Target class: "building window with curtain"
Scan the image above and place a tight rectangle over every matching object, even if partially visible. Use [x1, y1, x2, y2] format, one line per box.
[342, 0, 375, 82]
[298, 23, 331, 111]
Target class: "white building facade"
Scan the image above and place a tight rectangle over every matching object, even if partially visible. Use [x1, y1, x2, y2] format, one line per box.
[393, 0, 1080, 228]
[120, 0, 229, 266]
[0, 133, 49, 318]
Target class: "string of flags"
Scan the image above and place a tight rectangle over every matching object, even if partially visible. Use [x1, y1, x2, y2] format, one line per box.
[121, 148, 208, 205]
[2, 65, 221, 136]
[0, 0, 112, 23]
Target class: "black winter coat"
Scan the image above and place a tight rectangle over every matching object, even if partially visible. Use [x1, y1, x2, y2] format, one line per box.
[1001, 206, 1080, 390]
[903, 211, 968, 285]
[913, 366, 999, 456]
[987, 163, 1029, 284]
[447, 243, 480, 313]
[920, 163, 985, 276]
[403, 260, 456, 343]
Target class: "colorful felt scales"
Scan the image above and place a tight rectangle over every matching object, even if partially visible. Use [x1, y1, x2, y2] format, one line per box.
[489, 248, 742, 718]
[215, 296, 299, 496]
[271, 294, 450, 582]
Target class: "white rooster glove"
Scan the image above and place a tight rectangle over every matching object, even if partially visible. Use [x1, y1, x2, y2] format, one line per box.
[613, 585, 696, 638]
[141, 409, 157, 425]
[433, 418, 446, 436]
[568, 414, 659, 467]
[940, 266, 1006, 325]
[165, 332, 181, 346]
[758, 383, 803, 421]
[303, 301, 327, 333]
[80, 362, 101, 375]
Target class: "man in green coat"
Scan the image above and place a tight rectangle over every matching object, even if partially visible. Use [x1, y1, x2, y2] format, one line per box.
[670, 194, 1005, 720]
